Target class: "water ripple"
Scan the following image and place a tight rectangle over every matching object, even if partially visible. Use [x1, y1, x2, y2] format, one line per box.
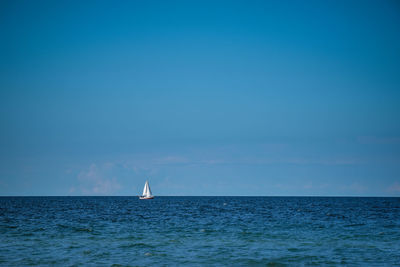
[0, 196, 399, 265]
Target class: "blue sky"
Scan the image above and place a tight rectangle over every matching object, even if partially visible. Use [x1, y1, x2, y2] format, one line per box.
[1, 0, 400, 196]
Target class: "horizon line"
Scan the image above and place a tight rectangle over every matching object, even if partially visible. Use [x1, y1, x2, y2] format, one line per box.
[0, 195, 398, 198]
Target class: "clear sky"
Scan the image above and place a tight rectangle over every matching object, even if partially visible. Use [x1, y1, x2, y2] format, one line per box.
[1, 0, 400, 196]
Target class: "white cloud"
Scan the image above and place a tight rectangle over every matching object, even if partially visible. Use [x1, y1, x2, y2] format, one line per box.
[75, 163, 121, 195]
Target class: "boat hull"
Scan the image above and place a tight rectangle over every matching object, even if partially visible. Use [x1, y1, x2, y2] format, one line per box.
[139, 196, 154, 200]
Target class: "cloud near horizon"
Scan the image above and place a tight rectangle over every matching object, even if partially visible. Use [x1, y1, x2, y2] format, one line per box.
[62, 147, 400, 196]
[71, 163, 121, 195]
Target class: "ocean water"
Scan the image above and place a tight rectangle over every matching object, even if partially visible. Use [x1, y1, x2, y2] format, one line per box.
[0, 197, 399, 266]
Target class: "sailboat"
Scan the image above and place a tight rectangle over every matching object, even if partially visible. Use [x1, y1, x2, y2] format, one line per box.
[139, 180, 154, 199]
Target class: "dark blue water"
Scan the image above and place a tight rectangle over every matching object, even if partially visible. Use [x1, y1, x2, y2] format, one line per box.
[1, 197, 399, 266]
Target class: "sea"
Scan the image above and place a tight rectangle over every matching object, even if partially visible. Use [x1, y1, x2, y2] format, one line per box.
[1, 196, 399, 266]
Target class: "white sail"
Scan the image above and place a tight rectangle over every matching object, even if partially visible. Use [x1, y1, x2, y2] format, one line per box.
[139, 180, 154, 199]
[147, 182, 152, 196]
[142, 181, 152, 197]
[142, 182, 146, 196]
